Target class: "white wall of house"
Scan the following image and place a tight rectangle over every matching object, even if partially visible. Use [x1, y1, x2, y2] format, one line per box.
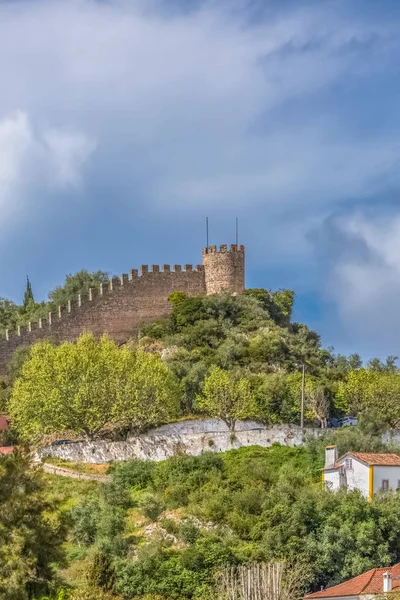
[324, 469, 340, 491]
[373, 466, 400, 493]
[340, 457, 369, 497]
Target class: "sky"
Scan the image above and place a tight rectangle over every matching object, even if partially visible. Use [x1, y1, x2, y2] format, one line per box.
[1, 0, 400, 359]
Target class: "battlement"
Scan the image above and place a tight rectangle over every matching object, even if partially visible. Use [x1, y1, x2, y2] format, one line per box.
[1, 264, 206, 344]
[137, 264, 203, 275]
[202, 243, 245, 295]
[202, 244, 245, 255]
[0, 244, 245, 375]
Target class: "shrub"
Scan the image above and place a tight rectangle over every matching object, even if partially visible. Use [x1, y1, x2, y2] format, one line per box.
[179, 520, 200, 544]
[108, 459, 156, 490]
[71, 498, 100, 546]
[86, 549, 115, 591]
[138, 493, 164, 521]
[160, 518, 179, 535]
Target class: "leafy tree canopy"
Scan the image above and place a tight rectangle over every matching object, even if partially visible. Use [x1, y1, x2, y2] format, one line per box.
[63, 437, 400, 599]
[0, 452, 64, 600]
[0, 270, 109, 337]
[9, 333, 179, 440]
[141, 291, 368, 422]
[197, 366, 258, 431]
[337, 368, 400, 428]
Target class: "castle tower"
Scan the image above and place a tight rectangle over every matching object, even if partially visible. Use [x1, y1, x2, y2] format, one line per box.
[202, 244, 245, 295]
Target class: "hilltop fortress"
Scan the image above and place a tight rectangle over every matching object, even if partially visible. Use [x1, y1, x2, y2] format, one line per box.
[0, 244, 245, 376]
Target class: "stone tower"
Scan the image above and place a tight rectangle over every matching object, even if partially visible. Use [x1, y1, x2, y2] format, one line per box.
[202, 244, 245, 295]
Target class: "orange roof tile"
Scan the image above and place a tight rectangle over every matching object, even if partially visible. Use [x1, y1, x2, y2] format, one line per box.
[306, 563, 400, 598]
[349, 453, 400, 466]
[323, 452, 400, 471]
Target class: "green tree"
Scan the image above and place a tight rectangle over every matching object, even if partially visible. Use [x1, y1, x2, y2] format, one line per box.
[367, 356, 399, 372]
[9, 333, 180, 440]
[0, 452, 64, 599]
[304, 376, 330, 427]
[252, 372, 291, 424]
[197, 366, 257, 431]
[111, 349, 180, 431]
[0, 298, 19, 335]
[48, 270, 109, 308]
[23, 276, 34, 310]
[244, 288, 295, 326]
[336, 368, 400, 428]
[86, 549, 115, 591]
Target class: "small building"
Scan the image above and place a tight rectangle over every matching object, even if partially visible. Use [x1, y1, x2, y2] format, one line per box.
[323, 445, 400, 500]
[306, 563, 400, 600]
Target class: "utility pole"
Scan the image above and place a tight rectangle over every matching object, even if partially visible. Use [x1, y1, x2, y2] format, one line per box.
[300, 363, 305, 429]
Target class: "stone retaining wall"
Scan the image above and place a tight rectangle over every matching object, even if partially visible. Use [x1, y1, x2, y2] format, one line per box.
[37, 420, 320, 464]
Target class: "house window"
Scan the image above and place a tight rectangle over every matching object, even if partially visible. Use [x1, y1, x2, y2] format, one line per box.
[397, 480, 400, 492]
[382, 479, 389, 492]
[345, 458, 353, 470]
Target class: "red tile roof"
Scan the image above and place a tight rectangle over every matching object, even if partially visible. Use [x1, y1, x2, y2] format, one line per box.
[324, 452, 400, 470]
[306, 563, 400, 598]
[349, 453, 400, 466]
[0, 447, 14, 455]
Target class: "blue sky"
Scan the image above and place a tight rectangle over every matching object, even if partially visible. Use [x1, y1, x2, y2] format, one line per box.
[1, 0, 400, 359]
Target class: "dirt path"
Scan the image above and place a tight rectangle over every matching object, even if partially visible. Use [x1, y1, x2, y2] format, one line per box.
[42, 462, 109, 482]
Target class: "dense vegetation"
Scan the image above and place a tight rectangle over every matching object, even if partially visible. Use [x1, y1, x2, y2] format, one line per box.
[16, 430, 400, 600]
[0, 452, 65, 600]
[140, 289, 400, 430]
[9, 333, 179, 441]
[2, 275, 400, 440]
[2, 273, 400, 599]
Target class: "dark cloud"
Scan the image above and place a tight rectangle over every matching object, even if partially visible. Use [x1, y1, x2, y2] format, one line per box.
[0, 0, 400, 357]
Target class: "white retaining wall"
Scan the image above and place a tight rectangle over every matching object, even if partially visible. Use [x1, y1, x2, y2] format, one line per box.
[37, 420, 320, 464]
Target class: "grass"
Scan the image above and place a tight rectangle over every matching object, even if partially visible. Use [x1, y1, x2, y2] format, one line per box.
[43, 472, 98, 509]
[42, 456, 109, 475]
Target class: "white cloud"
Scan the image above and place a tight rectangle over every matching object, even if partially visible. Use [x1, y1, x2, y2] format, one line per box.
[0, 112, 32, 189]
[42, 128, 96, 188]
[0, 111, 96, 225]
[0, 0, 397, 222]
[1, 0, 400, 357]
[320, 212, 400, 354]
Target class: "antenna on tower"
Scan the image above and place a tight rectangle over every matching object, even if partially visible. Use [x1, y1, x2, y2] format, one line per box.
[206, 217, 209, 248]
[235, 217, 239, 245]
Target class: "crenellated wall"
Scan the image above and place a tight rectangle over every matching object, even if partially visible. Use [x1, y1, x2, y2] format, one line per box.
[0, 244, 246, 376]
[0, 264, 206, 376]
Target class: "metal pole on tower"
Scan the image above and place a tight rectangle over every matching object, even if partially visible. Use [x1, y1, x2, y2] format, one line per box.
[206, 217, 209, 249]
[236, 218, 239, 245]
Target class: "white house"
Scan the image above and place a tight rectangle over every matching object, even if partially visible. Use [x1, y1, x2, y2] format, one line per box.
[323, 446, 400, 500]
[305, 563, 400, 600]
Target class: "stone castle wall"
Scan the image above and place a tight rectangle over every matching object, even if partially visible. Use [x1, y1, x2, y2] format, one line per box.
[0, 244, 245, 376]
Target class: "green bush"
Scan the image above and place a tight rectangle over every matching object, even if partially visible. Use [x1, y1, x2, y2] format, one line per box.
[71, 497, 100, 546]
[138, 493, 164, 521]
[86, 550, 115, 591]
[107, 459, 156, 490]
[179, 520, 200, 544]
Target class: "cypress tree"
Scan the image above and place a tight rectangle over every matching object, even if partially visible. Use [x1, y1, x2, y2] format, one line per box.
[23, 276, 34, 310]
